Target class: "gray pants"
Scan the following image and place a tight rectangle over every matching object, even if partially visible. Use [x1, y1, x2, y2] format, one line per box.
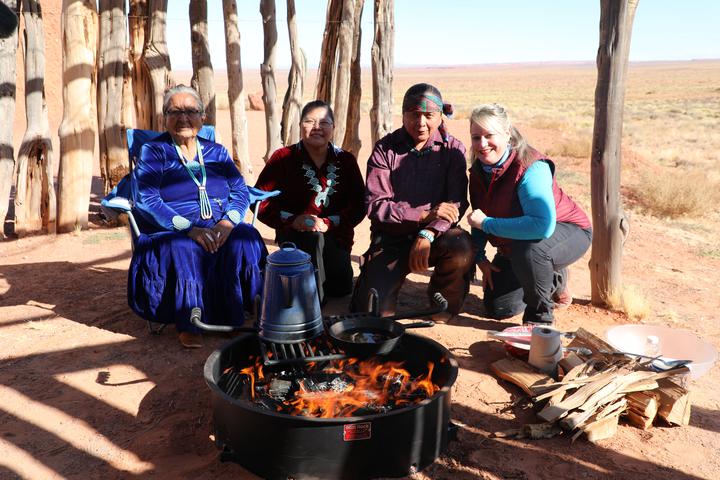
[350, 228, 474, 316]
[483, 223, 592, 324]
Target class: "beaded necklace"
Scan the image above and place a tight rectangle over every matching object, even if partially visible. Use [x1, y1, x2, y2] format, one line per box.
[174, 138, 213, 220]
[302, 162, 339, 208]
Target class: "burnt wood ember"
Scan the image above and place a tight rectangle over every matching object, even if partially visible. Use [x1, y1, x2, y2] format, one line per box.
[205, 332, 458, 480]
[222, 355, 438, 417]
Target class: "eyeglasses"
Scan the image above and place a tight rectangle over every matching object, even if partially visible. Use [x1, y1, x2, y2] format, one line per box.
[165, 108, 202, 118]
[301, 118, 334, 128]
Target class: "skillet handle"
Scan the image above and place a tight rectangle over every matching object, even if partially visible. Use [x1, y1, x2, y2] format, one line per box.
[401, 320, 436, 329]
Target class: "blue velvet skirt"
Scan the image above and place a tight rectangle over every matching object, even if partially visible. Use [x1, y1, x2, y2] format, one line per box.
[128, 224, 267, 332]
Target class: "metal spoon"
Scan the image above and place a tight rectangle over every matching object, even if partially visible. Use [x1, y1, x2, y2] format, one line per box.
[600, 350, 692, 369]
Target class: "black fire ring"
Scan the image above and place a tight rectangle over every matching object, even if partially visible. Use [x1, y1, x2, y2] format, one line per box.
[204, 333, 459, 480]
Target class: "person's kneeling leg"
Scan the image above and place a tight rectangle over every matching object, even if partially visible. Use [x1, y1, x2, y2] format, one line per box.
[482, 255, 526, 319]
[510, 240, 555, 325]
[349, 235, 410, 316]
[321, 235, 354, 298]
[428, 228, 474, 315]
[277, 230, 328, 302]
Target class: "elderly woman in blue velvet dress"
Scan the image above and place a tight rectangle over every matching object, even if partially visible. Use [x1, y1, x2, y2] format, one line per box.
[128, 85, 267, 348]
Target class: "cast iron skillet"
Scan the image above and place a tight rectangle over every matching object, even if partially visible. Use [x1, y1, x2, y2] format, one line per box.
[326, 291, 448, 357]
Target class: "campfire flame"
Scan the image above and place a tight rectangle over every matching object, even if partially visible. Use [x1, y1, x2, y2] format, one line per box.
[231, 357, 440, 418]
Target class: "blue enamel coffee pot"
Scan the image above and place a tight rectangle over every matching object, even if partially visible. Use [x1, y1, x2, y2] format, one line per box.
[258, 242, 324, 344]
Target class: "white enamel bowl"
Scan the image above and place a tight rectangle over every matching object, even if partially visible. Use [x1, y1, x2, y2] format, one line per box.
[605, 324, 717, 379]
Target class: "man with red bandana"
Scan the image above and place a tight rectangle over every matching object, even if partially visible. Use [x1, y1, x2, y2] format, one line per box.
[350, 83, 474, 320]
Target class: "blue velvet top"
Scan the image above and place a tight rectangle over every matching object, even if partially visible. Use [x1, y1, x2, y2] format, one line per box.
[132, 132, 250, 234]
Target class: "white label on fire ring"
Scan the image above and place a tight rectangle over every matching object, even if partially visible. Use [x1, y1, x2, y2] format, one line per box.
[343, 422, 372, 441]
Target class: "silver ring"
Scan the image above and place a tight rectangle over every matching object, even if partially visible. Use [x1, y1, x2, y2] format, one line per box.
[204, 232, 215, 242]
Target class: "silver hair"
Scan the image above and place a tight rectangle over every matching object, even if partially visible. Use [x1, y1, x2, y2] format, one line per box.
[162, 85, 205, 115]
[469, 103, 534, 164]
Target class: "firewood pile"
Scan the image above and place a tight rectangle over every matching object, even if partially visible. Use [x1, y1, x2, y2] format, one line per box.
[489, 328, 691, 443]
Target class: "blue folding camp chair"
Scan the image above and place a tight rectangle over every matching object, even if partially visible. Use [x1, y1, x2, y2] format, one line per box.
[101, 126, 280, 247]
[100, 126, 280, 333]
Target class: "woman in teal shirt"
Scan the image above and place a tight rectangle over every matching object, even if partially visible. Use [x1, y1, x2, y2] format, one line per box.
[466, 103, 592, 325]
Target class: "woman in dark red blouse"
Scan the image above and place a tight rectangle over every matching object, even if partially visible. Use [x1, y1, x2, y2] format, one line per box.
[255, 100, 365, 303]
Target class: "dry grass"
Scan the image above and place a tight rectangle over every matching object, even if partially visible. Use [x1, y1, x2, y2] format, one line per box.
[630, 169, 720, 218]
[606, 284, 651, 321]
[546, 134, 592, 159]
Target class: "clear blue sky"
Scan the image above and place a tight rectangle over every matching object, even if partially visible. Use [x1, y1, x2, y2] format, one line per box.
[165, 0, 720, 70]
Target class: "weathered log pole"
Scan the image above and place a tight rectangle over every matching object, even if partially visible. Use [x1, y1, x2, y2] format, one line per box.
[590, 0, 638, 306]
[0, 0, 18, 238]
[370, 0, 393, 145]
[315, 0, 342, 105]
[142, 0, 173, 131]
[189, 0, 215, 125]
[15, 0, 55, 235]
[259, 0, 281, 162]
[331, 0, 355, 145]
[280, 0, 305, 146]
[128, 0, 151, 130]
[97, 0, 130, 195]
[342, 0, 365, 157]
[57, 0, 97, 233]
[222, 0, 251, 178]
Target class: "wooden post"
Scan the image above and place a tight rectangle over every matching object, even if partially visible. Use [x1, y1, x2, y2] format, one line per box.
[222, 0, 251, 178]
[15, 0, 55, 235]
[280, 0, 305, 146]
[341, 0, 364, 157]
[97, 0, 130, 195]
[315, 0, 342, 104]
[589, 0, 638, 306]
[0, 0, 18, 238]
[128, 0, 151, 130]
[58, 0, 97, 233]
[370, 0, 393, 145]
[332, 0, 355, 145]
[189, 0, 215, 125]
[142, 0, 173, 131]
[259, 0, 281, 162]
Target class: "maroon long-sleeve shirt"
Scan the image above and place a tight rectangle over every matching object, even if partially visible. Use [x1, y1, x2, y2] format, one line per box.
[365, 126, 469, 237]
[255, 142, 366, 250]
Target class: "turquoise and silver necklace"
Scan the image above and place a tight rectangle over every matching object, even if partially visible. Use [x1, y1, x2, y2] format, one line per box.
[174, 139, 213, 220]
[302, 162, 339, 207]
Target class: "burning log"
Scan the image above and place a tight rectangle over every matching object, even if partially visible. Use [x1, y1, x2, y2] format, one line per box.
[227, 355, 441, 418]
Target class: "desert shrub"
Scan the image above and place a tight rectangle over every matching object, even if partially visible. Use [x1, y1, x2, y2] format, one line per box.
[531, 115, 566, 131]
[546, 134, 592, 159]
[606, 284, 651, 321]
[698, 247, 720, 259]
[630, 169, 720, 218]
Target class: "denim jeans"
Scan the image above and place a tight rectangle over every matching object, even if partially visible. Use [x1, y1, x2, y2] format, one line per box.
[482, 223, 592, 324]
